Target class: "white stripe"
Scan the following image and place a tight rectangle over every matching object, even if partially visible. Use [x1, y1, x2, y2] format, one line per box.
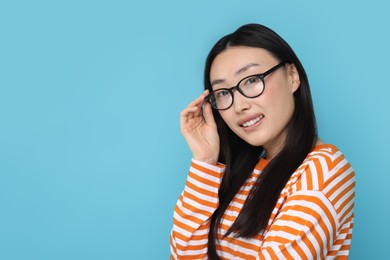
[238, 183, 255, 192]
[170, 230, 178, 259]
[239, 236, 262, 249]
[322, 166, 352, 196]
[173, 224, 194, 238]
[334, 181, 355, 210]
[301, 171, 308, 190]
[257, 249, 271, 260]
[253, 169, 262, 175]
[217, 249, 235, 259]
[273, 220, 311, 258]
[264, 196, 336, 254]
[191, 158, 225, 173]
[223, 208, 240, 219]
[220, 217, 234, 227]
[220, 237, 258, 258]
[175, 236, 208, 246]
[176, 199, 213, 223]
[325, 167, 354, 200]
[187, 175, 218, 194]
[174, 211, 199, 229]
[228, 200, 245, 210]
[193, 227, 209, 236]
[234, 192, 250, 201]
[308, 160, 319, 190]
[285, 243, 303, 260]
[181, 195, 216, 213]
[176, 247, 207, 257]
[184, 184, 218, 204]
[264, 223, 321, 258]
[325, 250, 349, 259]
[170, 246, 177, 259]
[189, 166, 221, 184]
[285, 192, 338, 239]
[339, 207, 354, 229]
[265, 229, 300, 243]
[327, 157, 348, 178]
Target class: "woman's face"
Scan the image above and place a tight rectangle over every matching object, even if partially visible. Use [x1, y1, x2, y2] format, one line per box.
[209, 46, 300, 158]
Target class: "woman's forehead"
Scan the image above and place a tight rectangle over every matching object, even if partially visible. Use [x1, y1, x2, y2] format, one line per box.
[210, 47, 276, 81]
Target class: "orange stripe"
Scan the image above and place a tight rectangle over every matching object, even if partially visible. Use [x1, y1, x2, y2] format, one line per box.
[321, 152, 333, 166]
[324, 164, 352, 198]
[305, 166, 313, 190]
[178, 199, 213, 218]
[221, 212, 237, 222]
[275, 204, 329, 251]
[170, 235, 177, 256]
[299, 229, 317, 257]
[332, 182, 354, 208]
[338, 195, 354, 220]
[173, 217, 198, 233]
[279, 244, 295, 259]
[237, 188, 251, 196]
[282, 194, 337, 229]
[188, 171, 220, 189]
[340, 244, 350, 251]
[191, 161, 223, 177]
[180, 253, 207, 259]
[265, 235, 290, 244]
[219, 244, 256, 259]
[182, 189, 218, 208]
[265, 247, 279, 259]
[185, 181, 217, 198]
[174, 231, 208, 242]
[313, 157, 324, 186]
[231, 196, 246, 205]
[175, 206, 204, 226]
[223, 236, 259, 252]
[329, 154, 345, 171]
[175, 242, 207, 251]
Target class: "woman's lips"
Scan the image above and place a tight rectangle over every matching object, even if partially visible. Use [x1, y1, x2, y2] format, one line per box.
[240, 115, 265, 128]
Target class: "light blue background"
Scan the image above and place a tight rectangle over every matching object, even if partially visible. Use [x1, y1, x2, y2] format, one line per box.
[1, 1, 389, 259]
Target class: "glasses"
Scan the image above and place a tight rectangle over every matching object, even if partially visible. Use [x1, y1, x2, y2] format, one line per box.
[205, 62, 286, 110]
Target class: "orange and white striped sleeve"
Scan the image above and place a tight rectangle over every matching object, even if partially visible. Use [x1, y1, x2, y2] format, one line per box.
[170, 159, 225, 259]
[257, 151, 355, 259]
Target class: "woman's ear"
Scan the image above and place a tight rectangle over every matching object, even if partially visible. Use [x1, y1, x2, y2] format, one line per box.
[288, 63, 300, 93]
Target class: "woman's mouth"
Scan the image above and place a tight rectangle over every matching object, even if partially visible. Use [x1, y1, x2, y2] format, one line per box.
[241, 115, 264, 128]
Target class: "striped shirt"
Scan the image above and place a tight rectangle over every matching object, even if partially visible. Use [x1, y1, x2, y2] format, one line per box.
[170, 144, 355, 259]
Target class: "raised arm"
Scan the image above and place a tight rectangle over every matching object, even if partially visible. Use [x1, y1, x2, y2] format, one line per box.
[171, 91, 223, 259]
[179, 90, 220, 165]
[170, 159, 225, 259]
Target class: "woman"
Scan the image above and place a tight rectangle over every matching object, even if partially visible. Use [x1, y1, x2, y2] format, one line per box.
[170, 24, 355, 259]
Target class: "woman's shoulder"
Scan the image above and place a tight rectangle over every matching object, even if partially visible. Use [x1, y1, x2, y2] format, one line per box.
[288, 144, 355, 192]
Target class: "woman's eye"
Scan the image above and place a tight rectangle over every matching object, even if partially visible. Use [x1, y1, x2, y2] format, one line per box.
[244, 76, 260, 86]
[216, 90, 230, 98]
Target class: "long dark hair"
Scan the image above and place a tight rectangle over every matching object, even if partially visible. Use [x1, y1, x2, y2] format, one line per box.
[204, 24, 318, 259]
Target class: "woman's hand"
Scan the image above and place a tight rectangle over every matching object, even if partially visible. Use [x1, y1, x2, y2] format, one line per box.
[180, 90, 220, 165]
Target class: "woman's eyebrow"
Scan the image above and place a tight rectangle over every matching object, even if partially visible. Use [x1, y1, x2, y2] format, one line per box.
[235, 63, 259, 76]
[211, 63, 260, 87]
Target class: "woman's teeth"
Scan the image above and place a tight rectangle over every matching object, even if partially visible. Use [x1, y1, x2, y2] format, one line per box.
[242, 115, 264, 127]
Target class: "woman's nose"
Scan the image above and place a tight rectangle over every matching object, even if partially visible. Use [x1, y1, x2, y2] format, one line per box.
[233, 90, 251, 112]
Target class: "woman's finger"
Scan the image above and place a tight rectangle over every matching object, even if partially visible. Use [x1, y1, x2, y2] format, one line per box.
[202, 102, 216, 127]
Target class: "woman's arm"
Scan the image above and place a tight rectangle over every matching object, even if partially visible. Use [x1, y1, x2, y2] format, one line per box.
[170, 159, 225, 259]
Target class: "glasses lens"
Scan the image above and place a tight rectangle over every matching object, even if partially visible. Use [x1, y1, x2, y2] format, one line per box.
[239, 76, 264, 97]
[210, 89, 232, 110]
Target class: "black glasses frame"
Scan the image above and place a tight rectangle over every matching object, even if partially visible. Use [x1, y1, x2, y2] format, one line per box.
[205, 61, 286, 110]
